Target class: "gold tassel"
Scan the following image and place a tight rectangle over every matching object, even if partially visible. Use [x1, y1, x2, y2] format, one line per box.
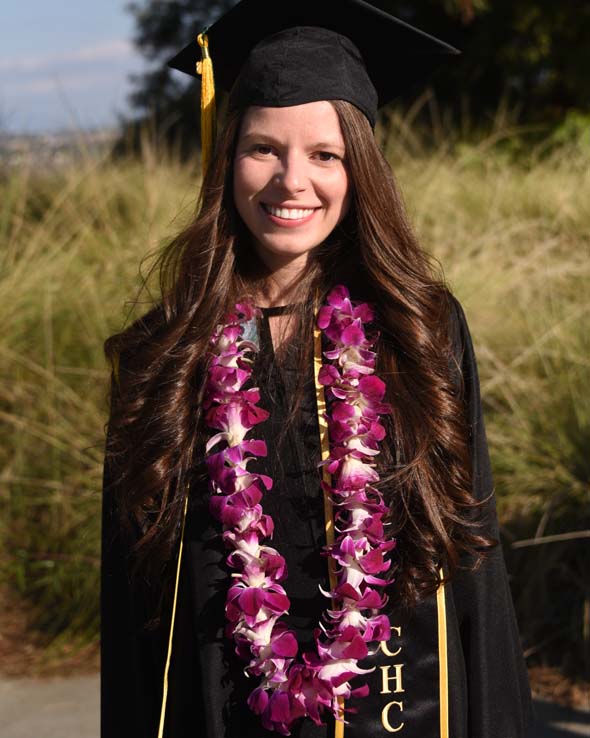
[196, 33, 216, 179]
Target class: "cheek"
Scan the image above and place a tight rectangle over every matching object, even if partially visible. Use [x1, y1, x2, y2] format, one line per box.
[233, 160, 264, 213]
[233, 165, 262, 236]
[332, 168, 352, 219]
[232, 161, 249, 214]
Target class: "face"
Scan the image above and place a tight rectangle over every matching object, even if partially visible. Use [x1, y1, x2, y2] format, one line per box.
[233, 101, 351, 275]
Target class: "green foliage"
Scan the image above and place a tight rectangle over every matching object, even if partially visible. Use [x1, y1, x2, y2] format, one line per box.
[551, 111, 590, 151]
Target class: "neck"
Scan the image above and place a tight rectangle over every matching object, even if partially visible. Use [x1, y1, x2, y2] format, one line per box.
[253, 252, 311, 308]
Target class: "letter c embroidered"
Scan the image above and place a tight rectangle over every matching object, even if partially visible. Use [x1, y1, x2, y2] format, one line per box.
[381, 700, 404, 732]
[380, 626, 402, 657]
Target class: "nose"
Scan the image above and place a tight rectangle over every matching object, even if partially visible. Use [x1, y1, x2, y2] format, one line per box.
[273, 152, 307, 194]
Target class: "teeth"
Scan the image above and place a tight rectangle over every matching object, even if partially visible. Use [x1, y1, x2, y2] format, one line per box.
[265, 205, 315, 220]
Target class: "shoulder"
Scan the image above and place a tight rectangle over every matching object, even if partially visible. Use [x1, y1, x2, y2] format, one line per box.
[126, 302, 168, 345]
[109, 302, 167, 390]
[446, 296, 496, 508]
[435, 292, 478, 398]
[446, 293, 473, 364]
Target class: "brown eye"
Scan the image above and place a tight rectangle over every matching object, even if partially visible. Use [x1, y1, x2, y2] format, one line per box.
[254, 144, 274, 156]
[316, 151, 339, 162]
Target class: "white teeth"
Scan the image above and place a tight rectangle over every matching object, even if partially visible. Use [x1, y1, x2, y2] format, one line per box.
[265, 205, 315, 220]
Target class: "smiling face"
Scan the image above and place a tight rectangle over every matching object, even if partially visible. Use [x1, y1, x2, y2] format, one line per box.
[233, 101, 351, 276]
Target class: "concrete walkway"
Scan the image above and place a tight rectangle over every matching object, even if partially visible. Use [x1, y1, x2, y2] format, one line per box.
[0, 673, 588, 737]
[0, 674, 98, 738]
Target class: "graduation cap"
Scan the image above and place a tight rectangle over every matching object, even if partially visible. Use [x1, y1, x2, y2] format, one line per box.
[167, 0, 459, 173]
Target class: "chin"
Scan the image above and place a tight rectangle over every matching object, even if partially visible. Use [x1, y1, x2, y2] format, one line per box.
[257, 240, 319, 262]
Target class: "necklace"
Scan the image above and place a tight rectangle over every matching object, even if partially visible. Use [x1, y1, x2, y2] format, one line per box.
[204, 286, 395, 735]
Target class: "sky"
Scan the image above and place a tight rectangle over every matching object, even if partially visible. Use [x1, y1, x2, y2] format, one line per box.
[1, 1, 148, 134]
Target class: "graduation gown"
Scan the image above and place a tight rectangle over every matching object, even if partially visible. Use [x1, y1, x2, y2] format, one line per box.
[101, 299, 534, 738]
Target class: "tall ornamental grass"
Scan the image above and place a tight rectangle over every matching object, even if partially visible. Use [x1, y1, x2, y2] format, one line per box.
[0, 126, 588, 677]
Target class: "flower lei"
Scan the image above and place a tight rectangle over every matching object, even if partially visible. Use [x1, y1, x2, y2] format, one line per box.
[204, 285, 395, 735]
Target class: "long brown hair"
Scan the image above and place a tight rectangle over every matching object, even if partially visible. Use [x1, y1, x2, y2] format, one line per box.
[104, 100, 495, 611]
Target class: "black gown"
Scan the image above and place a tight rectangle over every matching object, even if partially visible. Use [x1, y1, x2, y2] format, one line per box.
[101, 299, 535, 738]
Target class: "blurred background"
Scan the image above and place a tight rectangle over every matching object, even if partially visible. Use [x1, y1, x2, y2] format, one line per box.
[1, 0, 589, 733]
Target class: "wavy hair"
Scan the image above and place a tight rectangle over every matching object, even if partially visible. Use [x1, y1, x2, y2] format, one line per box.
[104, 100, 496, 612]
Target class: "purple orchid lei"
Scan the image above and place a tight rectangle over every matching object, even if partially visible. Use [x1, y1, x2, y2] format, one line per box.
[204, 285, 395, 735]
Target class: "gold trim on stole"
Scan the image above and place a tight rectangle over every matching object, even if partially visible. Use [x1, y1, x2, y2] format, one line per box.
[436, 567, 449, 738]
[158, 493, 189, 738]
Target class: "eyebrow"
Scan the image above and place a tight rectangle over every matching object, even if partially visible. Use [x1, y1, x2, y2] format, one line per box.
[239, 132, 345, 151]
[314, 141, 346, 151]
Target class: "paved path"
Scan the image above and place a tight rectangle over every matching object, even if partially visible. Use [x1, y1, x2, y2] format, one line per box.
[0, 674, 98, 738]
[0, 673, 588, 737]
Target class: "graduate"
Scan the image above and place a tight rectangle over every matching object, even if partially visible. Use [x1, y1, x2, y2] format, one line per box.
[101, 1, 534, 736]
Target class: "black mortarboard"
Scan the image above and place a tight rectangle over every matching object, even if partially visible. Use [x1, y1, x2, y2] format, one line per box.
[168, 0, 458, 123]
[167, 0, 459, 172]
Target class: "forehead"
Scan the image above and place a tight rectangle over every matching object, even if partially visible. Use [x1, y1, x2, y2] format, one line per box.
[238, 101, 345, 143]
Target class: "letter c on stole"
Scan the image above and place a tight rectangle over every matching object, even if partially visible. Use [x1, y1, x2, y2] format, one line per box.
[381, 700, 404, 733]
[380, 626, 402, 657]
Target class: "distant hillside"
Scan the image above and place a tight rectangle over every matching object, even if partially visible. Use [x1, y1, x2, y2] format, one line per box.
[0, 129, 117, 170]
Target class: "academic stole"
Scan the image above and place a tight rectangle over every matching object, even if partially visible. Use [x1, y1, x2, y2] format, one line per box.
[342, 590, 449, 737]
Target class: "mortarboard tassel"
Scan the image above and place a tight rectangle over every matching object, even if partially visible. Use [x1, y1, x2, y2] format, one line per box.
[196, 32, 217, 178]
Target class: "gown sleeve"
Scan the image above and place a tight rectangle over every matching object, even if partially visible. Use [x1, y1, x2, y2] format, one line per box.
[449, 298, 535, 738]
[100, 369, 165, 738]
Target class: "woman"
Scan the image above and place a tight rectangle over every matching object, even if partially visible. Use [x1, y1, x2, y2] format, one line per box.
[101, 1, 534, 737]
